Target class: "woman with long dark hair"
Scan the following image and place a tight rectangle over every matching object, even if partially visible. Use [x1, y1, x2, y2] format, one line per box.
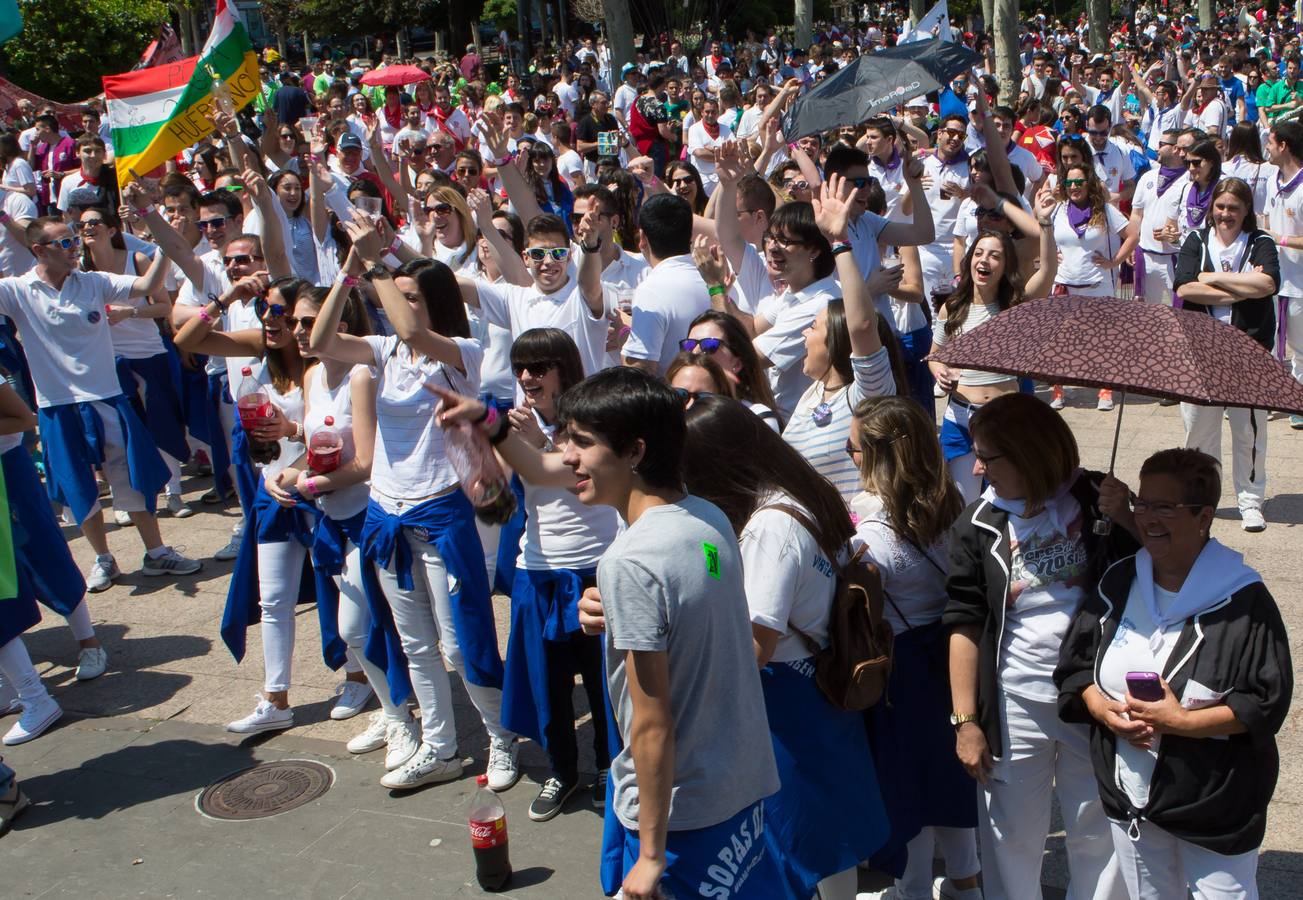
[524, 143, 575, 230]
[1172, 139, 1223, 247]
[268, 169, 320, 284]
[850, 396, 981, 900]
[683, 310, 780, 427]
[665, 160, 707, 215]
[0, 133, 35, 200]
[681, 393, 889, 900]
[1222, 122, 1276, 217]
[665, 350, 736, 401]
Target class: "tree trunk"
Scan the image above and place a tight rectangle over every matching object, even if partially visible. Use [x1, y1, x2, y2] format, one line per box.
[178, 8, 195, 56]
[795, 0, 813, 49]
[993, 0, 1020, 107]
[303, 31, 312, 64]
[980, 0, 994, 33]
[910, 0, 926, 24]
[396, 28, 410, 60]
[277, 29, 288, 63]
[603, 0, 635, 80]
[1088, 0, 1109, 53]
[472, 20, 482, 56]
[517, 0, 531, 73]
[1199, 0, 1214, 30]
[557, 0, 568, 44]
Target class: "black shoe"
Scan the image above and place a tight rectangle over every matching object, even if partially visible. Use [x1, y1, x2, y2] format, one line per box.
[592, 768, 608, 809]
[528, 776, 577, 822]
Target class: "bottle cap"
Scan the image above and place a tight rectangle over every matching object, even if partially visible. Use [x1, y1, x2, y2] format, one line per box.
[324, 416, 334, 426]
[242, 366, 253, 375]
[476, 774, 488, 787]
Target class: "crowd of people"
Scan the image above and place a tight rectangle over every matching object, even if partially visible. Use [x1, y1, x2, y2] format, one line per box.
[0, 3, 1295, 899]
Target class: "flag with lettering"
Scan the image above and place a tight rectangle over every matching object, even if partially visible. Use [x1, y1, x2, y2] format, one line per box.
[103, 0, 259, 190]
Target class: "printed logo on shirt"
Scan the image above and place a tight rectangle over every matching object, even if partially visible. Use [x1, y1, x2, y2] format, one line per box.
[1007, 511, 1087, 606]
[702, 542, 721, 580]
[697, 804, 767, 899]
[87, 309, 101, 324]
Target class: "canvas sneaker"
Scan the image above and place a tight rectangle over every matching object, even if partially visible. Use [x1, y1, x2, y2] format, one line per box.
[486, 736, 521, 792]
[330, 680, 373, 720]
[528, 776, 578, 822]
[346, 711, 389, 754]
[213, 533, 242, 562]
[75, 646, 109, 681]
[384, 716, 421, 771]
[379, 743, 463, 790]
[166, 493, 196, 518]
[2, 694, 62, 746]
[226, 696, 293, 734]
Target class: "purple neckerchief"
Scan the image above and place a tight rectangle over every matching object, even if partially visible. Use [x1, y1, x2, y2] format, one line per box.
[1065, 201, 1093, 237]
[939, 147, 969, 172]
[1185, 180, 1214, 228]
[877, 147, 901, 171]
[1155, 165, 1185, 197]
[1274, 166, 1303, 201]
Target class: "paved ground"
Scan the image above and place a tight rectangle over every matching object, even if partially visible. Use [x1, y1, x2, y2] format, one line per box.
[2, 392, 1301, 898]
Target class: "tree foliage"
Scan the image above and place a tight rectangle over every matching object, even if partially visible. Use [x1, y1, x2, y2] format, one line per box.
[1, 0, 168, 101]
[259, 0, 439, 37]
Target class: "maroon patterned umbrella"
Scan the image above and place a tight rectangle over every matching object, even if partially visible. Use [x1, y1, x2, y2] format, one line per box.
[927, 295, 1303, 415]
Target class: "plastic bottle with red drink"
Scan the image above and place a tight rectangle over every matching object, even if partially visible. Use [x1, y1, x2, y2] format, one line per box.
[234, 366, 280, 465]
[469, 773, 512, 892]
[442, 417, 517, 526]
[307, 415, 343, 474]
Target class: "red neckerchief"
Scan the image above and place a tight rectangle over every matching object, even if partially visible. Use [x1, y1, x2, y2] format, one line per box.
[381, 102, 402, 129]
[429, 104, 465, 150]
[710, 54, 723, 70]
[703, 120, 720, 140]
[79, 167, 99, 187]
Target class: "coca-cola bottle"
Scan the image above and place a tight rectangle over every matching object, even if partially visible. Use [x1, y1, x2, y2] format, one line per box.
[469, 774, 511, 892]
[307, 415, 343, 474]
[442, 418, 517, 526]
[235, 366, 280, 465]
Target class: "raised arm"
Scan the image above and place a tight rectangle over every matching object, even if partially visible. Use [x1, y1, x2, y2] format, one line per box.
[480, 109, 544, 224]
[691, 234, 754, 335]
[710, 141, 750, 272]
[573, 209, 606, 318]
[879, 154, 935, 247]
[1022, 191, 1059, 300]
[971, 81, 1017, 197]
[814, 173, 881, 357]
[173, 279, 269, 357]
[128, 243, 169, 299]
[467, 188, 531, 286]
[307, 248, 375, 366]
[124, 180, 205, 290]
[364, 119, 408, 211]
[259, 105, 289, 166]
[243, 168, 290, 279]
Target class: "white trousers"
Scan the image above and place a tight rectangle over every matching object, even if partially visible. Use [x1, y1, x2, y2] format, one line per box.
[1140, 251, 1175, 306]
[1180, 403, 1267, 512]
[87, 401, 148, 519]
[374, 529, 510, 756]
[65, 600, 95, 642]
[1284, 297, 1303, 383]
[334, 539, 402, 720]
[897, 826, 981, 900]
[1109, 819, 1258, 900]
[979, 692, 1125, 900]
[257, 538, 306, 693]
[0, 637, 50, 706]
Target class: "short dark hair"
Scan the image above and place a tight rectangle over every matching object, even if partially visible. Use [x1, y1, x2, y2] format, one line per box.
[26, 216, 66, 245]
[163, 181, 201, 209]
[1272, 120, 1303, 160]
[573, 183, 619, 217]
[556, 366, 685, 491]
[199, 190, 242, 218]
[736, 174, 776, 217]
[638, 193, 693, 259]
[1139, 448, 1222, 509]
[524, 212, 569, 245]
[969, 393, 1080, 509]
[510, 328, 585, 393]
[1086, 104, 1112, 124]
[823, 143, 869, 180]
[394, 258, 470, 339]
[766, 201, 833, 279]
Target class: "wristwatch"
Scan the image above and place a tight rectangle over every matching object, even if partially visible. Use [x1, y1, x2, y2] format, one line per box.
[366, 262, 393, 281]
[950, 712, 978, 728]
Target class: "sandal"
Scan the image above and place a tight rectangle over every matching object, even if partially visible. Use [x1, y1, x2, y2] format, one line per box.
[0, 785, 30, 837]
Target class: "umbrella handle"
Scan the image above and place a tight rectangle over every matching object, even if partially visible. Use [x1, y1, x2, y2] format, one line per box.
[1093, 390, 1127, 537]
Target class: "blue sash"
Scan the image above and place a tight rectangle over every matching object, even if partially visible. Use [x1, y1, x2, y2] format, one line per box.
[501, 567, 593, 748]
[228, 418, 259, 517]
[311, 508, 412, 706]
[116, 352, 191, 463]
[38, 394, 169, 523]
[3, 446, 84, 617]
[220, 483, 331, 663]
[493, 472, 526, 596]
[599, 641, 624, 896]
[760, 658, 889, 897]
[361, 492, 503, 689]
[0, 318, 34, 418]
[0, 566, 40, 649]
[179, 363, 234, 500]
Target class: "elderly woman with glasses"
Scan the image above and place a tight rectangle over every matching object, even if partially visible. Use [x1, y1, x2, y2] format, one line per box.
[1057, 448, 1291, 900]
[944, 392, 1136, 900]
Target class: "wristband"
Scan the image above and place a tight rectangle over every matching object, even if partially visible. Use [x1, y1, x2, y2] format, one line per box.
[707, 284, 727, 297]
[831, 240, 852, 256]
[340, 274, 359, 288]
[0, 210, 10, 224]
[303, 476, 319, 496]
[198, 308, 214, 324]
[388, 237, 402, 256]
[136, 203, 156, 216]
[472, 403, 493, 425]
[488, 416, 511, 445]
[493, 151, 515, 166]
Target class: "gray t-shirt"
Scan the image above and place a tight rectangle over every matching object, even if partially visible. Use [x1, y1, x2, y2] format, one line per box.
[600, 494, 779, 832]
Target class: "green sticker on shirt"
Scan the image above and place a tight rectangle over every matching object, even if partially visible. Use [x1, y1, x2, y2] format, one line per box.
[702, 542, 721, 580]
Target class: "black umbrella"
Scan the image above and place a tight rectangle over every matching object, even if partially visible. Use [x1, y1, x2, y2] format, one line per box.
[781, 37, 979, 140]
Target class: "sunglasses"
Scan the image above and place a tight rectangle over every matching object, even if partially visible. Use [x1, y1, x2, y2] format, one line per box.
[1085, 128, 1110, 136]
[279, 132, 295, 140]
[669, 176, 696, 187]
[198, 217, 227, 231]
[524, 247, 571, 262]
[1063, 178, 1086, 187]
[38, 236, 80, 250]
[848, 176, 873, 189]
[456, 167, 481, 177]
[76, 219, 107, 231]
[1185, 157, 1207, 167]
[783, 179, 810, 192]
[512, 359, 559, 376]
[673, 387, 712, 404]
[844, 439, 863, 459]
[976, 206, 1008, 219]
[292, 314, 316, 331]
[427, 202, 453, 216]
[256, 301, 286, 319]
[679, 337, 723, 353]
[223, 253, 261, 266]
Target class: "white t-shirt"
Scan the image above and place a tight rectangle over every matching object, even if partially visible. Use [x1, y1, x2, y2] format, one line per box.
[3, 158, 35, 190]
[556, 148, 583, 188]
[612, 83, 638, 121]
[1143, 103, 1187, 153]
[1222, 156, 1277, 216]
[741, 493, 838, 663]
[552, 80, 581, 118]
[475, 276, 611, 381]
[1133, 168, 1186, 255]
[1192, 98, 1228, 139]
[753, 274, 841, 418]
[0, 192, 37, 277]
[998, 492, 1088, 702]
[1265, 171, 1303, 296]
[920, 153, 971, 240]
[624, 255, 712, 375]
[105, 251, 165, 359]
[364, 334, 483, 512]
[0, 269, 136, 407]
[1205, 230, 1251, 324]
[868, 154, 910, 222]
[1052, 202, 1129, 291]
[1090, 139, 1137, 196]
[685, 120, 733, 193]
[850, 491, 950, 635]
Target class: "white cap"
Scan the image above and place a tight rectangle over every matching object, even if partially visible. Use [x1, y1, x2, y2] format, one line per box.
[906, 96, 928, 108]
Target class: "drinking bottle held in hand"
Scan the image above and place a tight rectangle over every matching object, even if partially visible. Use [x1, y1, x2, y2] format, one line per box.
[442, 417, 517, 526]
[469, 774, 512, 892]
[307, 416, 342, 474]
[235, 366, 281, 465]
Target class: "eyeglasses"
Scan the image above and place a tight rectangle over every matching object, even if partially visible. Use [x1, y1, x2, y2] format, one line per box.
[669, 176, 695, 187]
[1128, 495, 1204, 518]
[679, 337, 723, 353]
[783, 179, 810, 192]
[427, 202, 453, 216]
[223, 253, 262, 266]
[524, 247, 571, 262]
[76, 219, 106, 231]
[37, 236, 80, 250]
[673, 387, 711, 404]
[1063, 178, 1086, 187]
[764, 234, 806, 252]
[512, 360, 559, 376]
[1085, 128, 1110, 137]
[1185, 157, 1207, 168]
[844, 439, 863, 459]
[848, 176, 873, 189]
[973, 451, 1005, 466]
[198, 217, 227, 231]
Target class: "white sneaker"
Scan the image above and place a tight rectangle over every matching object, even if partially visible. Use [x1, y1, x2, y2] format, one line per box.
[213, 533, 242, 562]
[330, 680, 373, 720]
[141, 546, 202, 577]
[379, 742, 463, 790]
[113, 508, 133, 526]
[165, 493, 196, 519]
[75, 646, 109, 681]
[856, 888, 896, 900]
[933, 876, 983, 900]
[226, 695, 293, 734]
[86, 556, 120, 593]
[486, 736, 521, 792]
[2, 694, 62, 746]
[346, 711, 388, 754]
[1241, 508, 1267, 533]
[384, 716, 421, 771]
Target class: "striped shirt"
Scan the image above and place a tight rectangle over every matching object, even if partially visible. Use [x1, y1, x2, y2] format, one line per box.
[782, 348, 895, 504]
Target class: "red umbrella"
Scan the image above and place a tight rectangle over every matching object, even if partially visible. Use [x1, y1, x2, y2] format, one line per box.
[359, 65, 431, 87]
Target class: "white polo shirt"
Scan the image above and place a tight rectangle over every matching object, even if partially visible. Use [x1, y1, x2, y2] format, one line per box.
[1090, 139, 1136, 196]
[754, 274, 840, 417]
[1132, 168, 1186, 255]
[1265, 170, 1303, 297]
[624, 255, 712, 374]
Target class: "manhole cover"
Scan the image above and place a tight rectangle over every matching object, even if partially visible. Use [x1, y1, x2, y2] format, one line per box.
[197, 760, 334, 820]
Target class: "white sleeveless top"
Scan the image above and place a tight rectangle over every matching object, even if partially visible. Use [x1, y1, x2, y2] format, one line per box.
[931, 299, 1010, 387]
[241, 360, 305, 485]
[108, 251, 165, 360]
[304, 362, 373, 520]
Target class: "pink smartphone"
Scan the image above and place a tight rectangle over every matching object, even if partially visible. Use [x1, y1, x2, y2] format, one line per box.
[1126, 671, 1164, 702]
